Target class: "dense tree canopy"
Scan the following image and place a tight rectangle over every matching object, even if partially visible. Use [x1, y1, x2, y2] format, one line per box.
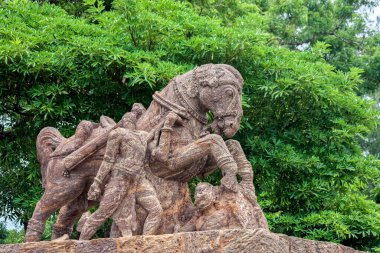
[0, 0, 379, 250]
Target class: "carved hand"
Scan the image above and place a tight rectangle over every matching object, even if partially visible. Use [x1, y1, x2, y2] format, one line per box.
[164, 112, 181, 127]
[88, 182, 101, 201]
[220, 175, 239, 193]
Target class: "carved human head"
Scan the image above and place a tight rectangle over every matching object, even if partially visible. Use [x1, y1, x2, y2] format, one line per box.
[131, 103, 146, 118]
[121, 112, 136, 130]
[194, 182, 217, 210]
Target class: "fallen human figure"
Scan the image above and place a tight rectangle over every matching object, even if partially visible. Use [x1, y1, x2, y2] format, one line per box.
[177, 140, 268, 232]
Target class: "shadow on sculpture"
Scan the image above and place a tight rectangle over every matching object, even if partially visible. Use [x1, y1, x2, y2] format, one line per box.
[25, 64, 268, 242]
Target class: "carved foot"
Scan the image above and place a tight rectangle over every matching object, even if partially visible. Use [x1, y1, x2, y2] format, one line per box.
[52, 224, 73, 240]
[52, 234, 70, 241]
[25, 218, 44, 242]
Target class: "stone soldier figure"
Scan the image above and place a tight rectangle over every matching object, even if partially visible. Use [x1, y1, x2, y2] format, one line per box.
[177, 140, 268, 232]
[79, 104, 163, 240]
[177, 182, 239, 232]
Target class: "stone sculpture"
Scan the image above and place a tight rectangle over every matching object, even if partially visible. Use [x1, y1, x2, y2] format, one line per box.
[79, 104, 162, 240]
[25, 64, 268, 242]
[177, 141, 268, 232]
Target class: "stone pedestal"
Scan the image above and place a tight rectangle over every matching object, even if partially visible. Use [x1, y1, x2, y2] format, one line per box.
[0, 229, 362, 253]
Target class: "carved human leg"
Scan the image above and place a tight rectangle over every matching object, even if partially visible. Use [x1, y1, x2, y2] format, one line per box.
[135, 177, 163, 235]
[109, 175, 162, 237]
[76, 210, 92, 233]
[79, 176, 130, 240]
[111, 191, 136, 237]
[109, 222, 122, 238]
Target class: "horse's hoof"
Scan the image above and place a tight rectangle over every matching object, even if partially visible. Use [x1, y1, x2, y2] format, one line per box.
[52, 234, 70, 241]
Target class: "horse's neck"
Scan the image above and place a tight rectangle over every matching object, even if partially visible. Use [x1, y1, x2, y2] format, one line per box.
[136, 83, 181, 131]
[136, 82, 205, 137]
[136, 100, 161, 132]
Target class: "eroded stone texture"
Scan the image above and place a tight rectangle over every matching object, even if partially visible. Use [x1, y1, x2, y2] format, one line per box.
[75, 238, 117, 253]
[0, 244, 20, 253]
[21, 240, 75, 253]
[26, 64, 265, 242]
[178, 183, 265, 233]
[118, 233, 185, 253]
[221, 229, 288, 253]
[177, 140, 268, 233]
[182, 230, 220, 252]
[6, 62, 365, 251]
[1, 229, 363, 253]
[78, 105, 162, 240]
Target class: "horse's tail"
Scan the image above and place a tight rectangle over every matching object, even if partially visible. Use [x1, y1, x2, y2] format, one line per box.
[36, 127, 66, 188]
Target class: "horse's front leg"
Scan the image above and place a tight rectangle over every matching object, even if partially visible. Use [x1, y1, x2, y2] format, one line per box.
[199, 139, 254, 184]
[169, 134, 239, 191]
[151, 112, 237, 190]
[225, 139, 269, 229]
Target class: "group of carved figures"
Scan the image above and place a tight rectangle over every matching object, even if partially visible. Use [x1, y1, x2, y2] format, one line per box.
[25, 64, 268, 242]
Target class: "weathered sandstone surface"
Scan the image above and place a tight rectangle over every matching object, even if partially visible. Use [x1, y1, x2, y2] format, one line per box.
[0, 229, 363, 253]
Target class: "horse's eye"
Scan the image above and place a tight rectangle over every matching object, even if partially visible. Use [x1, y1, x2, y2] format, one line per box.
[226, 90, 233, 97]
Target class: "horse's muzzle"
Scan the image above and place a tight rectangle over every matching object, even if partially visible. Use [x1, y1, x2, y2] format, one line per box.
[220, 115, 241, 138]
[223, 125, 239, 138]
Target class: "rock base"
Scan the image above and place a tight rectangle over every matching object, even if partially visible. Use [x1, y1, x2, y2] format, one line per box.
[0, 229, 362, 253]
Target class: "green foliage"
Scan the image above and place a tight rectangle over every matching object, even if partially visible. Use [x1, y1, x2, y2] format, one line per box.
[0, 0, 379, 250]
[267, 210, 380, 249]
[0, 222, 24, 244]
[3, 229, 25, 244]
[0, 223, 7, 244]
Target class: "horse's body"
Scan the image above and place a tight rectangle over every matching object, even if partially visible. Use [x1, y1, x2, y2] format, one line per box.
[25, 64, 244, 241]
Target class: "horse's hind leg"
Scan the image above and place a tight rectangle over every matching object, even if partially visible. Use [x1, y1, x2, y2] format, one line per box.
[51, 192, 91, 240]
[25, 180, 85, 242]
[25, 192, 66, 242]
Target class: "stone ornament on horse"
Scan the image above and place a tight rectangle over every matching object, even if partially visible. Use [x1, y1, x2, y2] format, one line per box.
[26, 64, 267, 242]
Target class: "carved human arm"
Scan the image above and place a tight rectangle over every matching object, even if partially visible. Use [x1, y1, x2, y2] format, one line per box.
[152, 112, 181, 163]
[96, 130, 121, 183]
[88, 130, 121, 201]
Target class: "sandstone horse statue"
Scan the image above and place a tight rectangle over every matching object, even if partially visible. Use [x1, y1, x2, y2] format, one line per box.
[25, 64, 248, 242]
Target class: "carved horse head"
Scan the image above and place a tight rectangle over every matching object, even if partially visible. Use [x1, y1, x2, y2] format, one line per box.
[174, 64, 243, 138]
